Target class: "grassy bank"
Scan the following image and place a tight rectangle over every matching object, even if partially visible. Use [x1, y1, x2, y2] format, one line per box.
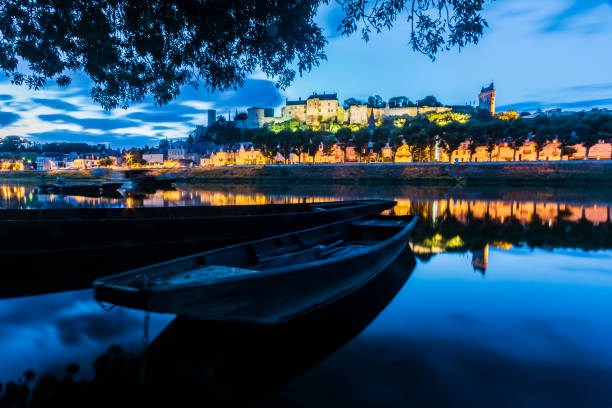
[0, 169, 101, 182]
[2, 161, 611, 185]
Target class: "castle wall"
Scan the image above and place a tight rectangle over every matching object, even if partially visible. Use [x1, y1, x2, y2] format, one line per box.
[306, 98, 339, 126]
[349, 105, 368, 125]
[282, 104, 307, 122]
[249, 98, 451, 128]
[247, 107, 284, 128]
[247, 108, 265, 129]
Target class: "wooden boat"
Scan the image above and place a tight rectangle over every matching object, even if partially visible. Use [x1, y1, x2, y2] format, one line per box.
[93, 214, 417, 324]
[111, 170, 175, 191]
[139, 248, 417, 405]
[36, 182, 123, 197]
[0, 200, 395, 299]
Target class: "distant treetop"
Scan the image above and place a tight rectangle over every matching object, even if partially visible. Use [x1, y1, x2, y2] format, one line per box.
[417, 95, 443, 107]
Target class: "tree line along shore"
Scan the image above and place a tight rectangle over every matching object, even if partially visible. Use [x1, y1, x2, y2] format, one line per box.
[1, 110, 611, 172]
[191, 110, 612, 164]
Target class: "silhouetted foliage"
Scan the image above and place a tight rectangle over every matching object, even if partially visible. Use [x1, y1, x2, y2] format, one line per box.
[337, 0, 488, 58]
[0, 0, 490, 108]
[417, 95, 442, 107]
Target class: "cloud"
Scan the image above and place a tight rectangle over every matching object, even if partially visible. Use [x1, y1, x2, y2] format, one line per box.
[179, 79, 284, 111]
[32, 98, 81, 112]
[214, 79, 283, 109]
[38, 114, 140, 130]
[0, 291, 92, 328]
[556, 98, 612, 109]
[0, 111, 20, 126]
[30, 130, 160, 147]
[499, 98, 612, 112]
[542, 0, 612, 33]
[126, 110, 195, 124]
[563, 83, 612, 92]
[55, 309, 139, 346]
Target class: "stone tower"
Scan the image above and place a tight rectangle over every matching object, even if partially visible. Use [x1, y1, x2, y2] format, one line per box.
[207, 109, 217, 126]
[478, 82, 496, 116]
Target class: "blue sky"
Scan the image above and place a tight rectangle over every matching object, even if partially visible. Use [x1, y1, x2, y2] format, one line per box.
[0, 0, 611, 148]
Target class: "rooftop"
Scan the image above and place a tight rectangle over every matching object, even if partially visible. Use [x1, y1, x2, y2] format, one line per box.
[308, 93, 338, 101]
[480, 82, 495, 93]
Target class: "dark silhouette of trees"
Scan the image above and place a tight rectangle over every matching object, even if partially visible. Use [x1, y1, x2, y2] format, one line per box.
[389, 96, 414, 108]
[367, 95, 384, 108]
[338, 0, 488, 59]
[417, 95, 443, 107]
[343, 98, 363, 109]
[0, 137, 111, 154]
[440, 122, 465, 163]
[0, 0, 490, 109]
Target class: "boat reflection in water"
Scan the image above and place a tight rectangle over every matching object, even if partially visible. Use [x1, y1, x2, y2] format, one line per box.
[0, 248, 416, 407]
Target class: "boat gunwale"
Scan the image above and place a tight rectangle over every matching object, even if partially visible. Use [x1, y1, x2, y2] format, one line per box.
[94, 215, 417, 294]
[0, 200, 393, 222]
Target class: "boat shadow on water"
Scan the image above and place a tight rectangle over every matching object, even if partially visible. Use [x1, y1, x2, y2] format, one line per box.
[0, 248, 417, 408]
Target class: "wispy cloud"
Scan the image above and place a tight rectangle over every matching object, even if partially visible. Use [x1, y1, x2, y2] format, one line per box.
[498, 97, 612, 112]
[542, 0, 612, 33]
[0, 77, 283, 147]
[0, 112, 20, 126]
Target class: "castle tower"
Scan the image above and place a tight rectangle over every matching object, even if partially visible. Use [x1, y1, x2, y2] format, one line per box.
[471, 244, 489, 275]
[207, 109, 216, 126]
[478, 82, 496, 116]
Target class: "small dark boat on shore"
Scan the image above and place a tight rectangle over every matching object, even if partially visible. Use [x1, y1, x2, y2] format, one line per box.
[111, 170, 175, 191]
[36, 181, 123, 197]
[93, 215, 417, 324]
[0, 200, 395, 299]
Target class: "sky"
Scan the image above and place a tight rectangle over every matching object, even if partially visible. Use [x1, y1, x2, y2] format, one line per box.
[0, 0, 611, 148]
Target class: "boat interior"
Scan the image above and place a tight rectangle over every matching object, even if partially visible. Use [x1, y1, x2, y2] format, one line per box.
[98, 215, 414, 290]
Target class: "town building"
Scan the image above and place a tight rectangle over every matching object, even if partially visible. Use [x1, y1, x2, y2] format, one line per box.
[143, 152, 165, 165]
[394, 142, 412, 163]
[36, 152, 65, 170]
[235, 145, 269, 165]
[168, 141, 201, 163]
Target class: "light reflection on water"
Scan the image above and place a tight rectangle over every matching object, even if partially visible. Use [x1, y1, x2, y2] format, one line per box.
[1, 182, 610, 228]
[260, 247, 612, 407]
[1, 182, 612, 406]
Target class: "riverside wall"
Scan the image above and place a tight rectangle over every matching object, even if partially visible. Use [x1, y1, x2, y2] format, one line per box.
[159, 161, 612, 185]
[1, 161, 611, 185]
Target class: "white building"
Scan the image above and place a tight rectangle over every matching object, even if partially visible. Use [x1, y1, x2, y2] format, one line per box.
[143, 153, 164, 164]
[36, 154, 65, 170]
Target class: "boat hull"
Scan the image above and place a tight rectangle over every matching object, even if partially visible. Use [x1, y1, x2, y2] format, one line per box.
[170, 227, 409, 323]
[94, 216, 417, 324]
[0, 200, 394, 299]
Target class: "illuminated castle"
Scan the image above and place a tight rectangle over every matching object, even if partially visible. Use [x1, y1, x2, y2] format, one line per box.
[246, 92, 450, 129]
[478, 82, 496, 115]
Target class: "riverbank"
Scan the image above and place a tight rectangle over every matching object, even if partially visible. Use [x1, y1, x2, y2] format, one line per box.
[2, 161, 612, 185]
[133, 161, 612, 185]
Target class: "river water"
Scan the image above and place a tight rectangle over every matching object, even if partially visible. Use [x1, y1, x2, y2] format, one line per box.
[1, 182, 611, 407]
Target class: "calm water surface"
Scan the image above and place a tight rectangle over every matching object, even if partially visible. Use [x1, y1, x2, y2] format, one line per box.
[1, 182, 611, 407]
